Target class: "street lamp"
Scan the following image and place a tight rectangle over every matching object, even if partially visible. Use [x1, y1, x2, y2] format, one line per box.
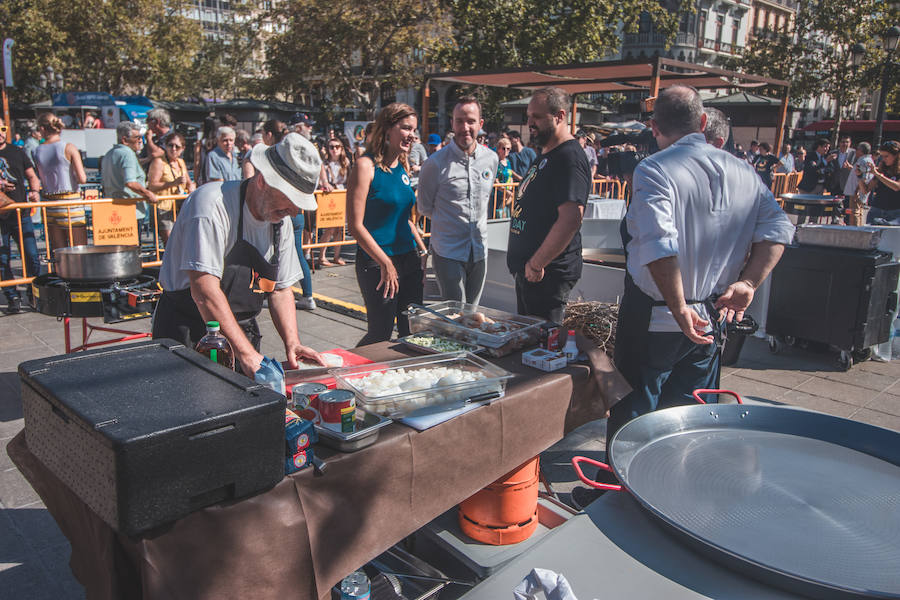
[874, 26, 900, 150]
[37, 66, 64, 98]
[850, 43, 866, 71]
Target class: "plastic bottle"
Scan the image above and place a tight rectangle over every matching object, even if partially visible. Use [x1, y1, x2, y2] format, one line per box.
[194, 321, 235, 370]
[563, 329, 579, 363]
[340, 571, 370, 600]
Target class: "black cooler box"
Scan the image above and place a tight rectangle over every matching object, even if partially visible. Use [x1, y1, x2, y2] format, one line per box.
[20, 339, 286, 537]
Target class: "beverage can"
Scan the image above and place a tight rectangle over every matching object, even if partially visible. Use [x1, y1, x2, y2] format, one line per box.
[319, 389, 356, 432]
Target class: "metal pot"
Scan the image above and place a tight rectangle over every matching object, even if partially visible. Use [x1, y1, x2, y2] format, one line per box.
[52, 245, 142, 282]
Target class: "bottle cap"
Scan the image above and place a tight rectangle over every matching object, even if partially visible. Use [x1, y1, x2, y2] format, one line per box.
[206, 321, 220, 331]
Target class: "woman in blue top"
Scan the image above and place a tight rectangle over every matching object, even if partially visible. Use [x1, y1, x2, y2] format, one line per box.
[348, 103, 428, 345]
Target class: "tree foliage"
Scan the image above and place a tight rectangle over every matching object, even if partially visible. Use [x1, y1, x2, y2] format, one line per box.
[727, 0, 900, 129]
[263, 0, 452, 116]
[0, 0, 202, 102]
[440, 0, 681, 70]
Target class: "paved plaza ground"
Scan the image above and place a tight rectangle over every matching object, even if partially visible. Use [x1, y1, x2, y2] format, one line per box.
[2, 263, 899, 598]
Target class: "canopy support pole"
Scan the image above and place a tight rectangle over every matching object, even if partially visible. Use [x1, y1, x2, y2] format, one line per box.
[422, 80, 431, 140]
[774, 91, 789, 154]
[570, 94, 578, 134]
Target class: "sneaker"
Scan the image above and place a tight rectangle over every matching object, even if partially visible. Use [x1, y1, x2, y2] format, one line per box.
[4, 297, 22, 314]
[296, 296, 316, 310]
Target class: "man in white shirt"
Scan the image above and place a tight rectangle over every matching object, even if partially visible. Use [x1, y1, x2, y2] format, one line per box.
[777, 143, 795, 173]
[153, 133, 324, 375]
[417, 97, 498, 304]
[610, 85, 793, 464]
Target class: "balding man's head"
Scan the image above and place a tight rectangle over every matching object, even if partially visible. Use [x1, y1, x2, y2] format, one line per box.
[652, 86, 705, 138]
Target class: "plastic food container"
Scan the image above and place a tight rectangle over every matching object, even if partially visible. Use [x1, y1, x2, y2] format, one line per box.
[397, 332, 483, 355]
[330, 352, 514, 418]
[405, 301, 544, 357]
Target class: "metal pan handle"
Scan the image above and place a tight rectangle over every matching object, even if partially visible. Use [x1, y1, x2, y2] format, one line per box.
[692, 389, 743, 405]
[570, 456, 622, 491]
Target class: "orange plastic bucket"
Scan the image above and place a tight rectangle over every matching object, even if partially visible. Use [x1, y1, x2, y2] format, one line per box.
[458, 457, 540, 541]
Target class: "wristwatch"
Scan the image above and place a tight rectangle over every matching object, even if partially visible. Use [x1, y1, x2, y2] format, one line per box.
[417, 248, 428, 257]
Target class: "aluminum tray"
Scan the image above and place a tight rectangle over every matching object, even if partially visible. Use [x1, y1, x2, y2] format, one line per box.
[397, 333, 483, 355]
[795, 224, 883, 250]
[330, 352, 513, 418]
[405, 301, 544, 357]
[315, 410, 392, 452]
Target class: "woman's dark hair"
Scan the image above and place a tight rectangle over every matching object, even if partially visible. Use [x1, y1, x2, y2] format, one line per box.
[880, 140, 900, 177]
[262, 119, 287, 144]
[219, 113, 238, 127]
[202, 117, 218, 141]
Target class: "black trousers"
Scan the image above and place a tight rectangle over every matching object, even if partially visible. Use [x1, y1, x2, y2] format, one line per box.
[514, 272, 576, 324]
[356, 249, 423, 346]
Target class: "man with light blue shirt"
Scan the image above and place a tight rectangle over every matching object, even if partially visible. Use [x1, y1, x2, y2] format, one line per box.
[417, 97, 498, 304]
[101, 121, 158, 225]
[205, 126, 242, 182]
[611, 86, 793, 459]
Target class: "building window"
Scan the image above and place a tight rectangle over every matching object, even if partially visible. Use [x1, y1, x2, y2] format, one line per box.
[699, 10, 707, 38]
[732, 18, 739, 47]
[715, 14, 724, 43]
[638, 12, 652, 34]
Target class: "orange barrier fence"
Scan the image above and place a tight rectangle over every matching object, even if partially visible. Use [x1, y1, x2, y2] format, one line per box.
[592, 177, 628, 199]
[771, 171, 801, 200]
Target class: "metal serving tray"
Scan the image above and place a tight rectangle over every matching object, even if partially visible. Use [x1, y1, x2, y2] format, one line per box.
[795, 224, 883, 250]
[397, 332, 483, 355]
[314, 410, 392, 452]
[405, 301, 544, 357]
[330, 352, 513, 418]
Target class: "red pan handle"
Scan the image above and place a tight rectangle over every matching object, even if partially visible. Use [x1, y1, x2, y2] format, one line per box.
[571, 456, 622, 491]
[692, 389, 743, 405]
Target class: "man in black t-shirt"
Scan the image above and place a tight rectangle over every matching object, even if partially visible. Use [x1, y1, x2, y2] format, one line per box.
[0, 118, 43, 313]
[507, 87, 590, 323]
[752, 142, 780, 189]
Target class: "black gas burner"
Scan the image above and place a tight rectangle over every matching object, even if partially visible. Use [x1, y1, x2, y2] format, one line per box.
[31, 273, 162, 322]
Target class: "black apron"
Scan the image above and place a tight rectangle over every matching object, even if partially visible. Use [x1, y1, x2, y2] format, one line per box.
[613, 217, 724, 391]
[152, 180, 281, 351]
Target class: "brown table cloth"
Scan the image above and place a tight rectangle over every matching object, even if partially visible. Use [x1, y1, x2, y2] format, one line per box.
[9, 342, 623, 600]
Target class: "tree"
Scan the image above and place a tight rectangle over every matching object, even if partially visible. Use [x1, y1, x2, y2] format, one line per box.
[726, 0, 900, 143]
[440, 0, 681, 71]
[435, 0, 682, 131]
[0, 0, 201, 102]
[192, 0, 265, 102]
[263, 0, 452, 116]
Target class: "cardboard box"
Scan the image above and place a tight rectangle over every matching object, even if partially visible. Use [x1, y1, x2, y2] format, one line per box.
[522, 348, 568, 372]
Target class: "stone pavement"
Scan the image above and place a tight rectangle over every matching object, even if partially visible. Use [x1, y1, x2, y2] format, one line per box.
[2, 263, 900, 598]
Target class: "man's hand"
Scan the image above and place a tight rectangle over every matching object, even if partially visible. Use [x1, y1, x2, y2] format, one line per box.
[714, 280, 756, 323]
[27, 190, 39, 203]
[0, 179, 13, 192]
[237, 349, 265, 377]
[146, 190, 159, 204]
[525, 258, 544, 282]
[672, 304, 714, 345]
[284, 341, 325, 370]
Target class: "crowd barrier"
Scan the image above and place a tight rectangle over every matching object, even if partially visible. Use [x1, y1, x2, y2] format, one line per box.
[0, 177, 628, 290]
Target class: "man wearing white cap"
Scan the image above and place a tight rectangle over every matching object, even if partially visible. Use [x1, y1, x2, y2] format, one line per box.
[153, 133, 325, 375]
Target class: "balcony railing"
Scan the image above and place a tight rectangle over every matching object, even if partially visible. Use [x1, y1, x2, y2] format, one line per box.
[698, 38, 738, 54]
[623, 31, 697, 48]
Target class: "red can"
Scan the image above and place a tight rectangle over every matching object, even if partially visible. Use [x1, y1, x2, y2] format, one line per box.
[318, 389, 356, 433]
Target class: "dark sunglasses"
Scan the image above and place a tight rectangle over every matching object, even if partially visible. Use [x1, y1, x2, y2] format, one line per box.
[328, 144, 343, 150]
[166, 143, 184, 149]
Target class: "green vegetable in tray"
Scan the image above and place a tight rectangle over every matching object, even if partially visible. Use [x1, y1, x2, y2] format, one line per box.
[406, 334, 473, 353]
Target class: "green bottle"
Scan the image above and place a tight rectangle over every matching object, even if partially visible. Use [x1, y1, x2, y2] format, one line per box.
[194, 321, 235, 370]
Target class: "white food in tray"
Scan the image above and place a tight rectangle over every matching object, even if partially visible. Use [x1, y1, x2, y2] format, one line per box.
[351, 366, 487, 398]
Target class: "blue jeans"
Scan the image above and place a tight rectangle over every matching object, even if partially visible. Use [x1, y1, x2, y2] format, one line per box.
[291, 212, 313, 297]
[607, 331, 719, 454]
[0, 215, 41, 300]
[867, 206, 900, 226]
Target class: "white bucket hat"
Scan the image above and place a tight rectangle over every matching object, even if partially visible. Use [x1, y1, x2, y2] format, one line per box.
[249, 132, 322, 210]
